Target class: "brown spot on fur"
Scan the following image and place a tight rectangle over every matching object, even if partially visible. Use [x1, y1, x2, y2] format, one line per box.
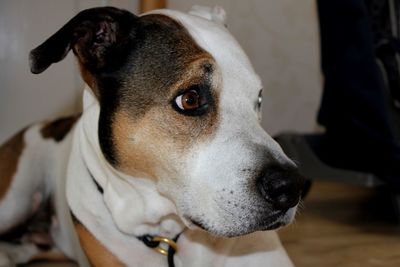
[0, 128, 26, 200]
[88, 14, 221, 166]
[41, 115, 80, 142]
[30, 250, 70, 262]
[79, 66, 99, 98]
[112, 57, 221, 179]
[98, 15, 221, 177]
[73, 218, 124, 267]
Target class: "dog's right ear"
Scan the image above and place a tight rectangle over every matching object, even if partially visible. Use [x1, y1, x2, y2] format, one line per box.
[29, 7, 138, 74]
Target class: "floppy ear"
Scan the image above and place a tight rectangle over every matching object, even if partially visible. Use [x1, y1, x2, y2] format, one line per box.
[29, 7, 138, 74]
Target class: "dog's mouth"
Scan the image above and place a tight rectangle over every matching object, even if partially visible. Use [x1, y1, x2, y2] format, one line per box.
[181, 215, 207, 231]
[184, 210, 291, 237]
[190, 218, 207, 230]
[262, 220, 285, 230]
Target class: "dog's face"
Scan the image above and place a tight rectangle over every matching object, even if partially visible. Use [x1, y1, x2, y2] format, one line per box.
[30, 7, 304, 237]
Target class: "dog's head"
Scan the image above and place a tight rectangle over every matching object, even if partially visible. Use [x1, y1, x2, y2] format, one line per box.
[30, 6, 304, 237]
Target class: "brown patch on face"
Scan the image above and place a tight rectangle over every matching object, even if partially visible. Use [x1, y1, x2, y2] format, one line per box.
[41, 115, 80, 142]
[74, 221, 124, 267]
[96, 14, 221, 176]
[79, 65, 99, 98]
[112, 58, 221, 178]
[0, 128, 26, 200]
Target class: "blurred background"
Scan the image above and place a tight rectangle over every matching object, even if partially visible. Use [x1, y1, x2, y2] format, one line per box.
[0, 0, 321, 143]
[2, 1, 400, 267]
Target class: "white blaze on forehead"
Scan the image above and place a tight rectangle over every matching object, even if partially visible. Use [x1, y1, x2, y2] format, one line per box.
[148, 9, 262, 101]
[151, 9, 273, 149]
[147, 9, 293, 170]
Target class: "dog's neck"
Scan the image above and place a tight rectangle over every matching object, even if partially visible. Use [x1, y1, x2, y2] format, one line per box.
[76, 86, 185, 238]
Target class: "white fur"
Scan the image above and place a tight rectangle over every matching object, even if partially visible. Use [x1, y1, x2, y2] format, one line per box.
[0, 122, 87, 264]
[149, 9, 297, 235]
[66, 91, 295, 266]
[65, 8, 296, 267]
[0, 124, 70, 233]
[67, 88, 182, 266]
[0, 6, 297, 267]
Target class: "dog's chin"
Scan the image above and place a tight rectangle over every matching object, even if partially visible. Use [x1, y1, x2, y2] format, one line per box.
[185, 207, 297, 238]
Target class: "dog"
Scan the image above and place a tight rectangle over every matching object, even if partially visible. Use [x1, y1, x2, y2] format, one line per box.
[0, 6, 304, 267]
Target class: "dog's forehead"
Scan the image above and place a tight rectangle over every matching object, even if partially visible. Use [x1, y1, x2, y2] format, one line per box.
[146, 10, 262, 98]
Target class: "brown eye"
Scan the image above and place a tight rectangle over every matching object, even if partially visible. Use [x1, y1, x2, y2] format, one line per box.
[172, 85, 211, 116]
[175, 90, 200, 110]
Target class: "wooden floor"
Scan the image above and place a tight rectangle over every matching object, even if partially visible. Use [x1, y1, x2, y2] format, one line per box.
[25, 181, 400, 267]
[280, 181, 400, 267]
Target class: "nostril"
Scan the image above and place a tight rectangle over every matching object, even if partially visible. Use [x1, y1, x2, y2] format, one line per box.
[273, 180, 301, 210]
[257, 165, 305, 211]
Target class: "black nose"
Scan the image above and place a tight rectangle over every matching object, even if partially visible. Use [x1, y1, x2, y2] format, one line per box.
[257, 165, 305, 211]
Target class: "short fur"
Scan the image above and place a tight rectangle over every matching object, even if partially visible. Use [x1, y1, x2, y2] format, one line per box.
[0, 6, 304, 267]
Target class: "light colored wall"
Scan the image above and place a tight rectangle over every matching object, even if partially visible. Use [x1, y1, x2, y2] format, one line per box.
[0, 0, 321, 143]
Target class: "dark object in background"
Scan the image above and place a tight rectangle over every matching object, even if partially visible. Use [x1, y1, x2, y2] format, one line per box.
[316, 0, 400, 188]
[367, 0, 400, 108]
[275, 0, 400, 219]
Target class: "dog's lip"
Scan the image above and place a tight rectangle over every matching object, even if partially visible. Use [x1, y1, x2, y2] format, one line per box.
[261, 208, 296, 230]
[188, 216, 286, 237]
[184, 212, 287, 233]
[183, 215, 208, 232]
[180, 214, 206, 230]
[190, 218, 207, 230]
[183, 216, 207, 230]
[263, 220, 285, 230]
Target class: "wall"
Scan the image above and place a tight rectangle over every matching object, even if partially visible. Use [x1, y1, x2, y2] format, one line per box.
[0, 0, 321, 143]
[0, 0, 138, 143]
